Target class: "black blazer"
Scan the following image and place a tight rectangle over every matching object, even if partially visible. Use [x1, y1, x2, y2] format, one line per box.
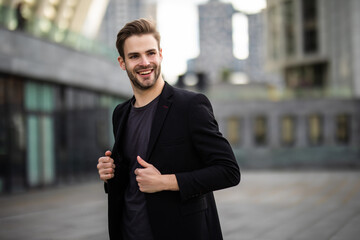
[106, 82, 240, 240]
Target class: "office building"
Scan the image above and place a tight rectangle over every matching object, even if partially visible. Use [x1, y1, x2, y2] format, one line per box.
[0, 0, 158, 193]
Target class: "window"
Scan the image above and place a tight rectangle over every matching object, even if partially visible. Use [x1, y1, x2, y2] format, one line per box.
[308, 114, 323, 145]
[285, 63, 327, 89]
[65, 88, 100, 110]
[268, 6, 280, 60]
[96, 119, 110, 150]
[0, 77, 5, 105]
[302, 0, 318, 53]
[25, 81, 55, 187]
[283, 0, 295, 57]
[254, 116, 267, 146]
[335, 114, 351, 144]
[0, 77, 8, 154]
[281, 115, 296, 146]
[227, 117, 241, 146]
[8, 77, 24, 106]
[0, 114, 6, 155]
[25, 82, 54, 112]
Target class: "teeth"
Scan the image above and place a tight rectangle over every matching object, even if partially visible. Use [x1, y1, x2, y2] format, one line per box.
[139, 70, 152, 75]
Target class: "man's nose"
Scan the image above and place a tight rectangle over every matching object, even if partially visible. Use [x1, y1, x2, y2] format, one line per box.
[139, 56, 150, 66]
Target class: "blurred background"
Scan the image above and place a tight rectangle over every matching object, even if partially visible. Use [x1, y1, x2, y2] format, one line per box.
[0, 0, 359, 195]
[1, 1, 360, 239]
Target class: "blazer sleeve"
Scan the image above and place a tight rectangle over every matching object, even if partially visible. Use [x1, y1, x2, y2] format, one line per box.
[175, 94, 241, 201]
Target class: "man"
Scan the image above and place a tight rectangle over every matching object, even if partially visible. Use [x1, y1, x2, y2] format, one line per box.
[97, 18, 240, 240]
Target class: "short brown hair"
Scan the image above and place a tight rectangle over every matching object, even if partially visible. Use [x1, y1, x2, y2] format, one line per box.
[116, 18, 161, 59]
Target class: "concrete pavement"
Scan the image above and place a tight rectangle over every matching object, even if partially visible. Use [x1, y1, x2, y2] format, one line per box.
[0, 171, 359, 240]
[216, 171, 360, 240]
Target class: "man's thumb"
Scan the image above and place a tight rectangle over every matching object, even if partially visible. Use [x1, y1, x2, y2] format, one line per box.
[137, 156, 151, 168]
[105, 150, 112, 157]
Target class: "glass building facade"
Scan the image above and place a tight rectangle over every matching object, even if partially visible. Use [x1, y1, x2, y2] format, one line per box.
[0, 74, 124, 193]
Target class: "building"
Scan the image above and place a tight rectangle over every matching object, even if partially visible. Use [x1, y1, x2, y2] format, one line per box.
[213, 98, 360, 169]
[0, 0, 157, 194]
[185, 0, 281, 92]
[183, 0, 360, 169]
[186, 0, 243, 85]
[211, 0, 360, 168]
[98, 0, 157, 48]
[245, 12, 281, 86]
[266, 0, 360, 98]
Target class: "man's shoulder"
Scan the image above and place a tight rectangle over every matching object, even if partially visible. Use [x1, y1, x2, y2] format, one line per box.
[169, 84, 206, 102]
[112, 98, 132, 124]
[171, 86, 212, 108]
[114, 98, 132, 112]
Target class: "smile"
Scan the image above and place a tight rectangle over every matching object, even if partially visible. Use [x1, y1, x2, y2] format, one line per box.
[137, 69, 153, 75]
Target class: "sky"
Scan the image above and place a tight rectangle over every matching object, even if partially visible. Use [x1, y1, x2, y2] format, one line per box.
[156, 0, 267, 83]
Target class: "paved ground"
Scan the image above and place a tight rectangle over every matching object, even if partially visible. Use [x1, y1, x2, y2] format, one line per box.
[0, 171, 360, 240]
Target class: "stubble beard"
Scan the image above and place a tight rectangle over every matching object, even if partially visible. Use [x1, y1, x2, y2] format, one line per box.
[126, 63, 161, 91]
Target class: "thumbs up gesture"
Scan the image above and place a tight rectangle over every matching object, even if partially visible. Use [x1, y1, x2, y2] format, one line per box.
[134, 156, 163, 193]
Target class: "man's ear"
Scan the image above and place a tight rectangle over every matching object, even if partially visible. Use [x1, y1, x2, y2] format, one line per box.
[118, 56, 126, 70]
[159, 48, 163, 61]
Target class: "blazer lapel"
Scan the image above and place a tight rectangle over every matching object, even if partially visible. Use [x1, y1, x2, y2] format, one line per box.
[146, 82, 174, 161]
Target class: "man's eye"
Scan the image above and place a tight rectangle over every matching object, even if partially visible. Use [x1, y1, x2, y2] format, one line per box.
[148, 52, 156, 56]
[129, 55, 138, 59]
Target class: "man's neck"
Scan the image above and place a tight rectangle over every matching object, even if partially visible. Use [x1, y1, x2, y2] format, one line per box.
[133, 79, 165, 108]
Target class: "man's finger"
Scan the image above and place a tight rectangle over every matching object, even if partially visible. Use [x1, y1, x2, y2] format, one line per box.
[105, 150, 112, 157]
[99, 167, 114, 175]
[101, 173, 114, 180]
[137, 156, 151, 168]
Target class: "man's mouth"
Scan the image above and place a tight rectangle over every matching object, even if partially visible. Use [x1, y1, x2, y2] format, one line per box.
[137, 69, 153, 75]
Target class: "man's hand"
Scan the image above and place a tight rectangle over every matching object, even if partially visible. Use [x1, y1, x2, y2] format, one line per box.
[97, 150, 115, 182]
[135, 156, 179, 193]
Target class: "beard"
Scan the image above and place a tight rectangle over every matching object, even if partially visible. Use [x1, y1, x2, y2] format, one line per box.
[125, 63, 161, 91]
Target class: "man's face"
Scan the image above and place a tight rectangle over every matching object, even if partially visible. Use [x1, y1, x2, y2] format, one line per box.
[118, 34, 163, 90]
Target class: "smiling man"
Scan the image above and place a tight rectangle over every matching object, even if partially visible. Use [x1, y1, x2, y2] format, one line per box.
[119, 34, 162, 92]
[97, 18, 240, 240]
